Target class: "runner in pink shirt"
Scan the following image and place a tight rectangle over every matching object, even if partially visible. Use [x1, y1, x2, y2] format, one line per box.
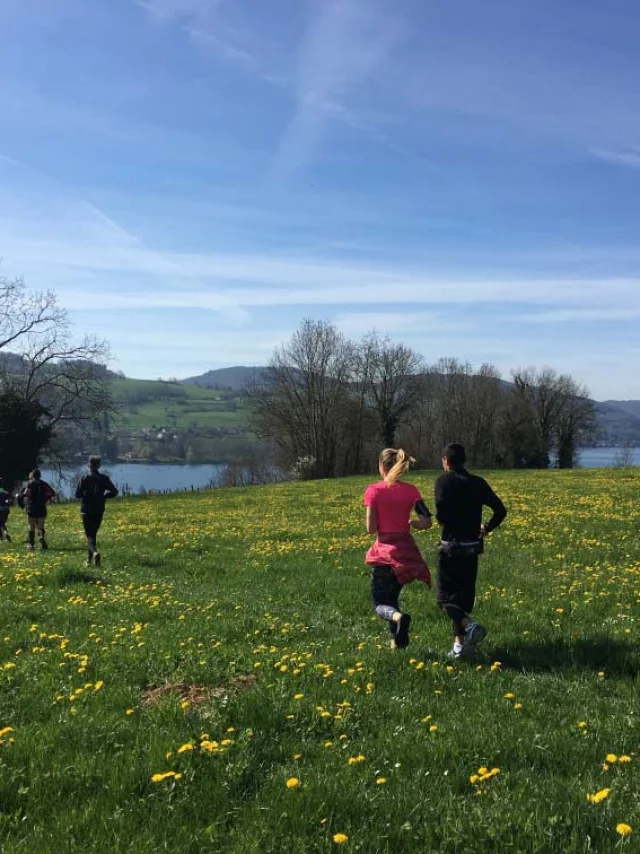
[364, 448, 433, 649]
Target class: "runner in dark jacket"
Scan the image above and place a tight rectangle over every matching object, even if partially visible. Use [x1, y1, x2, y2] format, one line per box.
[75, 456, 118, 567]
[434, 443, 506, 659]
[19, 470, 56, 551]
[0, 478, 12, 542]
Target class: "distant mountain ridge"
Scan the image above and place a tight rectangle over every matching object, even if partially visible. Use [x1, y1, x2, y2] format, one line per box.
[180, 366, 267, 390]
[180, 366, 640, 445]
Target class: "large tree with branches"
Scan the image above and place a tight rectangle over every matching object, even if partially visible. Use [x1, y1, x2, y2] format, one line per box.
[0, 271, 112, 486]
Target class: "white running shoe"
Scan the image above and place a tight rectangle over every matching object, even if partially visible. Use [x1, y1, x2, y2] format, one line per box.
[447, 642, 465, 660]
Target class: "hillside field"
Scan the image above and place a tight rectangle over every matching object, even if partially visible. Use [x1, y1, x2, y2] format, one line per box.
[110, 377, 250, 430]
[0, 469, 638, 853]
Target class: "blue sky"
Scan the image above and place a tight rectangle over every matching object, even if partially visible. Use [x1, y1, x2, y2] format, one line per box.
[1, 0, 639, 398]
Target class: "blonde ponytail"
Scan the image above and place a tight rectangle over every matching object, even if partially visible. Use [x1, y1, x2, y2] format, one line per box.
[380, 447, 416, 485]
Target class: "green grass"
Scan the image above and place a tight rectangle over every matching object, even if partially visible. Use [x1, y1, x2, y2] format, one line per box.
[0, 469, 638, 852]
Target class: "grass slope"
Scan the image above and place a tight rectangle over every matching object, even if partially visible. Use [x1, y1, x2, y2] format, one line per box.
[110, 378, 250, 430]
[0, 469, 638, 853]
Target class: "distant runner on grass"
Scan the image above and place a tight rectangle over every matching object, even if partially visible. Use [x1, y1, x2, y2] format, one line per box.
[435, 443, 507, 660]
[18, 469, 56, 551]
[364, 448, 433, 650]
[76, 456, 118, 567]
[0, 478, 12, 542]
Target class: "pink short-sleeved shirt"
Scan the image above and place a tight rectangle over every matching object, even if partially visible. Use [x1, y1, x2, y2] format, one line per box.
[363, 480, 422, 534]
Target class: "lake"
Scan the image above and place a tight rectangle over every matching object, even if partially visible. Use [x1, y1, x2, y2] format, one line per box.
[41, 463, 226, 497]
[40, 447, 637, 497]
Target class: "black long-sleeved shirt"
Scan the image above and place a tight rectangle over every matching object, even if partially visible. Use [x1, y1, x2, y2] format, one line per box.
[75, 471, 118, 515]
[435, 469, 506, 542]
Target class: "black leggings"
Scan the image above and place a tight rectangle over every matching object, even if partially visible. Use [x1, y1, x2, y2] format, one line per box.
[436, 553, 479, 636]
[82, 513, 104, 554]
[371, 564, 404, 635]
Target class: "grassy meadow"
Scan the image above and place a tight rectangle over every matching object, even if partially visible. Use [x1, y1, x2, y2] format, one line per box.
[0, 468, 638, 853]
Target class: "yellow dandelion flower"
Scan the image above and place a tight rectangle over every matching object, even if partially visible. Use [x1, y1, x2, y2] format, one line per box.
[606, 754, 618, 764]
[177, 743, 194, 754]
[587, 788, 611, 804]
[619, 755, 632, 763]
[333, 833, 349, 844]
[616, 824, 632, 837]
[294, 693, 304, 700]
[286, 777, 300, 788]
[125, 708, 135, 715]
[514, 703, 523, 710]
[375, 777, 387, 785]
[504, 693, 515, 700]
[429, 725, 438, 732]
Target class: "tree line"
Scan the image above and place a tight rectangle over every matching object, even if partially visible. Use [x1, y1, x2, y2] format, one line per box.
[0, 270, 111, 489]
[249, 320, 598, 479]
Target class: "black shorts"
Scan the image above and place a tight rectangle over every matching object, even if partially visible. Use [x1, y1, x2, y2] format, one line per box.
[436, 552, 479, 617]
[370, 564, 403, 610]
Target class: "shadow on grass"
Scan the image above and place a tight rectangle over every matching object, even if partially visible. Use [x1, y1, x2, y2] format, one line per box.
[491, 636, 639, 678]
[56, 569, 108, 585]
[136, 554, 165, 568]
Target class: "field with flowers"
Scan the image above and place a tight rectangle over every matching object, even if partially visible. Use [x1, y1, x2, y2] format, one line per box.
[0, 468, 638, 853]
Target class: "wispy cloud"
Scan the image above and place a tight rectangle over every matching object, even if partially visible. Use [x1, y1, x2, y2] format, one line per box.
[271, 0, 403, 178]
[137, 0, 220, 21]
[590, 147, 640, 169]
[0, 151, 250, 325]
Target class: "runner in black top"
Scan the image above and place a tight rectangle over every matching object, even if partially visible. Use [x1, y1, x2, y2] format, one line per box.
[434, 443, 506, 659]
[18, 470, 56, 551]
[0, 478, 12, 542]
[75, 456, 118, 567]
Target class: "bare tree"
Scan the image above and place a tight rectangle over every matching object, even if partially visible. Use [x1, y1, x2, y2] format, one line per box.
[555, 378, 599, 468]
[365, 332, 424, 448]
[0, 271, 112, 481]
[509, 367, 597, 468]
[248, 320, 354, 479]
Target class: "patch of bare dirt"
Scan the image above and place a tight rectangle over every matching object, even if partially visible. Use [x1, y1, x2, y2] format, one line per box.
[141, 673, 257, 707]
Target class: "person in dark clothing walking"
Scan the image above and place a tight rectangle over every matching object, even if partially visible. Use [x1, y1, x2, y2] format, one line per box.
[0, 478, 12, 542]
[18, 470, 56, 551]
[75, 456, 118, 567]
[435, 443, 506, 659]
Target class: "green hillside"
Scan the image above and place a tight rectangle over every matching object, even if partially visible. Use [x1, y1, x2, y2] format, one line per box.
[110, 377, 250, 431]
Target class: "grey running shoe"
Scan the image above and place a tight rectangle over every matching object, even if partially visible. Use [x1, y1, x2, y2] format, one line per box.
[465, 622, 487, 649]
[93, 552, 101, 568]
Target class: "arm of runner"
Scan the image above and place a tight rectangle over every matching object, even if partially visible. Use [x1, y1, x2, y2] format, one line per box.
[104, 477, 119, 500]
[75, 478, 84, 500]
[480, 482, 507, 536]
[365, 505, 377, 535]
[411, 498, 433, 530]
